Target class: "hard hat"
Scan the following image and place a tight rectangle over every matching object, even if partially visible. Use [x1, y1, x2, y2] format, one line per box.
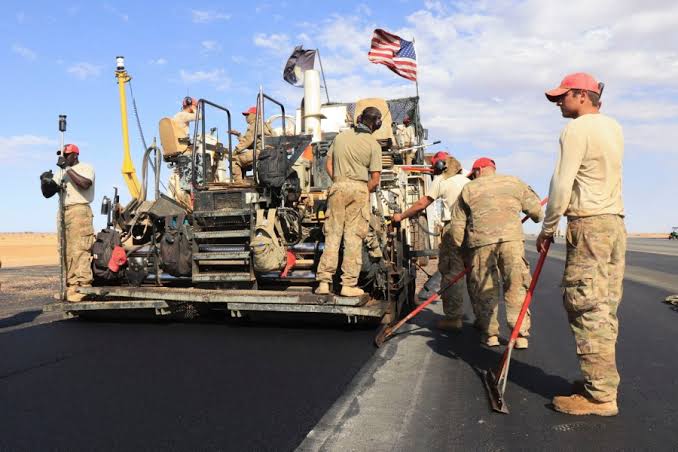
[467, 157, 495, 177]
[63, 143, 79, 155]
[545, 73, 601, 102]
[242, 106, 257, 116]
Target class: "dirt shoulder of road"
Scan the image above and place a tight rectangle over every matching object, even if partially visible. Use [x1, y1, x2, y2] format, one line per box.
[0, 233, 58, 268]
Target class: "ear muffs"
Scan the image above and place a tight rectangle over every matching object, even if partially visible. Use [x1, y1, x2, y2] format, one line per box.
[433, 160, 446, 174]
[374, 118, 383, 130]
[182, 96, 193, 109]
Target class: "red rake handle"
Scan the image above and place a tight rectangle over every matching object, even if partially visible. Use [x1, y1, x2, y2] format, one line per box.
[494, 240, 551, 375]
[389, 266, 470, 333]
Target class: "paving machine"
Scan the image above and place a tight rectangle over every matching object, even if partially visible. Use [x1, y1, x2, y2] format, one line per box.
[45, 58, 438, 324]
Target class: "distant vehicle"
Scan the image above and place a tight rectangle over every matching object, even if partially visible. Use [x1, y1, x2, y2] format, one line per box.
[669, 227, 678, 240]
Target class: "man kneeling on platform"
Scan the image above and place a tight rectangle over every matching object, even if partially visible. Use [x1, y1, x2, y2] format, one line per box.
[315, 107, 383, 297]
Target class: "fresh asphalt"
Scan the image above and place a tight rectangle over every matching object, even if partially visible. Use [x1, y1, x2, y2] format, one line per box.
[0, 238, 676, 451]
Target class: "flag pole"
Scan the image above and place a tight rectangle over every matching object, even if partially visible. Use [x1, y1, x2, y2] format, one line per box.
[316, 48, 331, 104]
[412, 36, 423, 163]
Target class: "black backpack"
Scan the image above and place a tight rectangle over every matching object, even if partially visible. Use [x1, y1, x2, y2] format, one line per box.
[257, 147, 288, 189]
[160, 214, 193, 277]
[91, 229, 124, 282]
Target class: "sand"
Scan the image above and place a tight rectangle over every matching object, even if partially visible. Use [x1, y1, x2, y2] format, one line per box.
[0, 233, 58, 268]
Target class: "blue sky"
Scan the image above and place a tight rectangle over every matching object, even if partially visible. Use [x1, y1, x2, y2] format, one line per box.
[1, 0, 677, 233]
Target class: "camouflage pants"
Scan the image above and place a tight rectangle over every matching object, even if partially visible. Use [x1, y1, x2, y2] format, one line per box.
[317, 180, 370, 287]
[232, 150, 258, 183]
[169, 171, 192, 209]
[59, 204, 95, 291]
[468, 241, 532, 337]
[562, 214, 626, 402]
[438, 224, 469, 320]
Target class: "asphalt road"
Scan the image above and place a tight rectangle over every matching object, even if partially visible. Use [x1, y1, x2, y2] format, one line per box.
[1, 238, 676, 451]
[0, 318, 375, 451]
[301, 238, 678, 451]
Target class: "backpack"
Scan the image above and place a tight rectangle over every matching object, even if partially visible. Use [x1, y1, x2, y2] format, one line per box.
[91, 229, 124, 282]
[250, 209, 287, 273]
[257, 147, 288, 189]
[160, 214, 193, 277]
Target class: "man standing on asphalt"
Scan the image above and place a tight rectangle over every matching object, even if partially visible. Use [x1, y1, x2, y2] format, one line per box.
[451, 158, 543, 347]
[537, 72, 625, 417]
[230, 106, 273, 183]
[393, 151, 472, 331]
[316, 107, 383, 297]
[40, 144, 95, 302]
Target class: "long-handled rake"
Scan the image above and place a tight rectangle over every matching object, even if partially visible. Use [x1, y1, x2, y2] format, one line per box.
[374, 266, 470, 347]
[481, 239, 551, 414]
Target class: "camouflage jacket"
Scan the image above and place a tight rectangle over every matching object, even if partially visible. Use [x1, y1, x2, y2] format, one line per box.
[450, 174, 544, 248]
[234, 119, 273, 154]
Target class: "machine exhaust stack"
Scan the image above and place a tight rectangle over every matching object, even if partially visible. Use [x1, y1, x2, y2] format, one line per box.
[303, 69, 324, 143]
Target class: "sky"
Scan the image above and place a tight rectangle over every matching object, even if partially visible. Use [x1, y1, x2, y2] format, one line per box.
[1, 0, 677, 233]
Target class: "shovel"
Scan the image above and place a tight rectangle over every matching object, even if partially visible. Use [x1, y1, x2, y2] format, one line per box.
[481, 239, 551, 414]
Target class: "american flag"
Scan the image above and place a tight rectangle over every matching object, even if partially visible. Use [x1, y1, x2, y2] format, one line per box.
[367, 29, 417, 82]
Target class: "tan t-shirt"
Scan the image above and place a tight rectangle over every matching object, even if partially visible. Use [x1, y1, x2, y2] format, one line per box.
[173, 110, 197, 137]
[328, 128, 382, 182]
[428, 173, 469, 221]
[542, 113, 624, 236]
[53, 162, 95, 206]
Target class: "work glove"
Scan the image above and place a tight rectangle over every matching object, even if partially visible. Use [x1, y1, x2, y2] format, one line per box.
[40, 170, 54, 182]
[56, 156, 68, 169]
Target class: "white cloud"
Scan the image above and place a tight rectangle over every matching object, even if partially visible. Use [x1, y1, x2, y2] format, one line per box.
[149, 58, 167, 65]
[261, 1, 678, 231]
[67, 62, 102, 80]
[356, 4, 372, 16]
[179, 69, 231, 91]
[0, 135, 56, 160]
[12, 44, 37, 61]
[253, 33, 290, 53]
[200, 40, 222, 55]
[191, 9, 231, 23]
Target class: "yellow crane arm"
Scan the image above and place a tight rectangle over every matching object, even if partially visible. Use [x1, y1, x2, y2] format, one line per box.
[115, 69, 141, 199]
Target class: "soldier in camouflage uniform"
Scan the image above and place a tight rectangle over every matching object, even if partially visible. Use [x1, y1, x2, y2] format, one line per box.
[451, 158, 544, 348]
[316, 107, 383, 297]
[392, 152, 473, 331]
[538, 73, 625, 416]
[230, 106, 273, 183]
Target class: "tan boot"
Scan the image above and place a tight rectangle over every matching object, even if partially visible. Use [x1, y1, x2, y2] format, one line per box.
[340, 286, 364, 297]
[436, 318, 462, 331]
[514, 337, 529, 349]
[66, 288, 86, 303]
[315, 282, 330, 295]
[482, 334, 500, 347]
[552, 394, 618, 416]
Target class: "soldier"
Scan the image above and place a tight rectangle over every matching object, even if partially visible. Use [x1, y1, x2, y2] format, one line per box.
[316, 107, 383, 297]
[230, 106, 273, 183]
[537, 73, 624, 416]
[450, 158, 543, 347]
[395, 115, 416, 164]
[40, 144, 96, 302]
[169, 96, 198, 207]
[393, 151, 472, 330]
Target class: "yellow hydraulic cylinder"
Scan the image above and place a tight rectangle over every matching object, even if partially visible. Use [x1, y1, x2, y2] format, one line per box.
[115, 67, 141, 199]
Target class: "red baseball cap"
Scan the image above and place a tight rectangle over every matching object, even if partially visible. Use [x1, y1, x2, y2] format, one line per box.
[242, 106, 257, 116]
[431, 151, 449, 166]
[545, 72, 601, 102]
[467, 157, 495, 177]
[63, 143, 79, 155]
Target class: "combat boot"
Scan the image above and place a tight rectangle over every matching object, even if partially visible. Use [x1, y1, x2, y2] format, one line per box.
[514, 337, 529, 349]
[482, 334, 500, 347]
[315, 282, 330, 295]
[552, 394, 618, 416]
[340, 286, 364, 297]
[66, 288, 86, 303]
[436, 318, 462, 331]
